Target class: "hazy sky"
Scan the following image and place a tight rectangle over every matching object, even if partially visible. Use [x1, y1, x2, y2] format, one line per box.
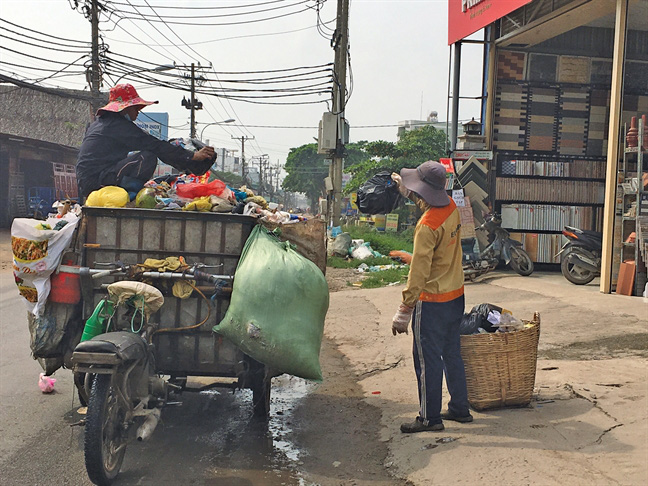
[1, 0, 484, 172]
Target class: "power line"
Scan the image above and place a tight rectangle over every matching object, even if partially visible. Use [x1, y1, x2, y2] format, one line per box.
[124, 0, 198, 62]
[0, 29, 90, 53]
[0, 17, 90, 45]
[0, 45, 90, 66]
[110, 0, 312, 20]
[109, 0, 290, 10]
[0, 73, 103, 102]
[0, 59, 87, 74]
[102, 18, 335, 47]
[104, 3, 317, 27]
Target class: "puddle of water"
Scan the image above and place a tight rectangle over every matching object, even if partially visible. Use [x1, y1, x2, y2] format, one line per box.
[194, 374, 315, 485]
[69, 373, 315, 485]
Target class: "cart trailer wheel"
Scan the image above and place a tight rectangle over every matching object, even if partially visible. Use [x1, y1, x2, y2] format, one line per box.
[84, 374, 127, 486]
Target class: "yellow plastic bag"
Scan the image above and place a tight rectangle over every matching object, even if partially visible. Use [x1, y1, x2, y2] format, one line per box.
[182, 196, 212, 212]
[86, 186, 129, 208]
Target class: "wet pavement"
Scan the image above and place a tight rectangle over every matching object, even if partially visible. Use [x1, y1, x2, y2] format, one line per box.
[0, 268, 321, 486]
[113, 375, 314, 486]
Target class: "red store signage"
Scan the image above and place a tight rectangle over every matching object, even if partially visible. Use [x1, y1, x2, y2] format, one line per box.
[448, 0, 532, 45]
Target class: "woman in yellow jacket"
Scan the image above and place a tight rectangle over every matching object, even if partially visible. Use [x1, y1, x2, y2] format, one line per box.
[391, 161, 473, 433]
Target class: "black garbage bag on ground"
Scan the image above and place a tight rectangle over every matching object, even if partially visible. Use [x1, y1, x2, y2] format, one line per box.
[459, 303, 504, 335]
[357, 171, 401, 215]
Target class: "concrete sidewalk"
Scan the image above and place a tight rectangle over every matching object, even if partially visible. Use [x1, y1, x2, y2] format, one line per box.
[325, 272, 647, 485]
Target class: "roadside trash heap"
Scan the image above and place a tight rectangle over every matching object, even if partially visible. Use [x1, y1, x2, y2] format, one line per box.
[327, 226, 412, 272]
[83, 173, 306, 223]
[459, 303, 541, 411]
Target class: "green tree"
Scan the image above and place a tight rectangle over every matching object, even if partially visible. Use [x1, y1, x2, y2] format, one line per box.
[209, 170, 244, 187]
[344, 125, 448, 193]
[282, 142, 369, 209]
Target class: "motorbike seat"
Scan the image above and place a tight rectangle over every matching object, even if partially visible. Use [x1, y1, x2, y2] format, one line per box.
[75, 331, 148, 363]
[565, 226, 602, 239]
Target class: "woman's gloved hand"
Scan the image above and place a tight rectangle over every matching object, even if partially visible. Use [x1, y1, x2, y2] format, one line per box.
[391, 172, 411, 198]
[392, 303, 414, 335]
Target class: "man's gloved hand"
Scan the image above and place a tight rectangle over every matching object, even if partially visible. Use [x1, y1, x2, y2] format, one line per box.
[392, 303, 414, 336]
[391, 172, 411, 198]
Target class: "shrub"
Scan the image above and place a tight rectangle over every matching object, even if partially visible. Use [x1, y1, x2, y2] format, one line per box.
[341, 225, 414, 254]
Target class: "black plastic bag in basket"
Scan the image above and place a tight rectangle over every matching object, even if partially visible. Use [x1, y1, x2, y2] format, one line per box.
[356, 171, 402, 215]
[459, 303, 504, 335]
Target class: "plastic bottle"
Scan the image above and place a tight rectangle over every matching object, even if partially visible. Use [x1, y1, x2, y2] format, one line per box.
[80, 299, 115, 342]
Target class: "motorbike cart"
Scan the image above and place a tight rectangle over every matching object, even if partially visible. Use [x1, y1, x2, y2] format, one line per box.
[63, 207, 275, 485]
[463, 213, 534, 280]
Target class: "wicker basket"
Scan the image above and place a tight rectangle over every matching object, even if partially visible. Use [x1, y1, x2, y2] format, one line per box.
[460, 312, 540, 411]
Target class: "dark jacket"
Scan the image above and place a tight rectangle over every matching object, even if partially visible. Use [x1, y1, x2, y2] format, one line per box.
[76, 112, 193, 195]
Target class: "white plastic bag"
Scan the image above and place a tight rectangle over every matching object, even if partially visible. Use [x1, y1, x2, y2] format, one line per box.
[351, 244, 373, 260]
[11, 215, 79, 316]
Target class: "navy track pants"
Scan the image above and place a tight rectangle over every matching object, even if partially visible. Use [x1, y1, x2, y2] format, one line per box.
[412, 295, 470, 425]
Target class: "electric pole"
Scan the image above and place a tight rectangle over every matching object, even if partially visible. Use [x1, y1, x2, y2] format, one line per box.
[331, 0, 349, 226]
[259, 157, 265, 196]
[89, 0, 102, 115]
[190, 63, 196, 138]
[180, 63, 204, 138]
[232, 135, 254, 184]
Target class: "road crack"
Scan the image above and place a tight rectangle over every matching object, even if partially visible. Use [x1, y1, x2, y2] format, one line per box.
[358, 357, 404, 377]
[564, 384, 625, 450]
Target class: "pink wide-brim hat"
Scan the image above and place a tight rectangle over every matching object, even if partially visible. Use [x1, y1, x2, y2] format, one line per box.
[96, 84, 158, 114]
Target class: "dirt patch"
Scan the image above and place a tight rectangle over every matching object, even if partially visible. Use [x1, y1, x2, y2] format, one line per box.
[326, 267, 364, 293]
[292, 337, 408, 486]
[540, 332, 648, 360]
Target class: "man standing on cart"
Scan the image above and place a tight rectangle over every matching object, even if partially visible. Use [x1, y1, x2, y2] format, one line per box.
[76, 83, 216, 198]
[391, 161, 473, 432]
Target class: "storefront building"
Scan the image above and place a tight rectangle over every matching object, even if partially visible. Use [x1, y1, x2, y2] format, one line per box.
[449, 0, 648, 296]
[0, 85, 97, 227]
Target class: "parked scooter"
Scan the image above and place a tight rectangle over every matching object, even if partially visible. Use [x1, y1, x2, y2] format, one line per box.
[556, 225, 602, 285]
[463, 213, 534, 279]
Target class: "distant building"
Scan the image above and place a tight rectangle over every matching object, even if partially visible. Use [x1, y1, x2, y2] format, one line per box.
[397, 111, 464, 140]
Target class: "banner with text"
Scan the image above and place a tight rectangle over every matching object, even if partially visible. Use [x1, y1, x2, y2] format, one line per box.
[448, 0, 532, 45]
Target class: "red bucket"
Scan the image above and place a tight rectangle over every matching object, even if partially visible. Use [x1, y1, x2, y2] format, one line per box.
[50, 268, 81, 304]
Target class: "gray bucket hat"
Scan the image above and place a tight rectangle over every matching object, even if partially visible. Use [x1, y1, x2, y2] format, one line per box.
[400, 161, 450, 207]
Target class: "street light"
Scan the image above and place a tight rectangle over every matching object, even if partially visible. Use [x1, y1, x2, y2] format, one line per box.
[199, 118, 236, 140]
[113, 64, 176, 85]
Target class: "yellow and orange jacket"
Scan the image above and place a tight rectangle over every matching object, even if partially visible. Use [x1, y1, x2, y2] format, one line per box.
[402, 195, 464, 307]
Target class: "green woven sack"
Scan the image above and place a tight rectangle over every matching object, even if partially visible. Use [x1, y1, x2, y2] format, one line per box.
[214, 224, 329, 381]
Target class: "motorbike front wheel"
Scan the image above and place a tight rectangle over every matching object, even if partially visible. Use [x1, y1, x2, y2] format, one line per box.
[84, 374, 128, 486]
[561, 250, 596, 285]
[509, 247, 534, 276]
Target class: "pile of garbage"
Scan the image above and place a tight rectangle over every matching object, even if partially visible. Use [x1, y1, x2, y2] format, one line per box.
[328, 229, 381, 259]
[460, 303, 533, 335]
[357, 262, 408, 273]
[327, 227, 413, 272]
[83, 173, 306, 224]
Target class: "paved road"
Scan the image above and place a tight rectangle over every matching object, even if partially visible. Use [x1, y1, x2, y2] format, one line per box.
[1, 268, 318, 485]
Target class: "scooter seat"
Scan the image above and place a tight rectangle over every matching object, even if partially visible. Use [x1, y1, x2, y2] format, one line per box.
[565, 226, 602, 239]
[75, 331, 148, 363]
